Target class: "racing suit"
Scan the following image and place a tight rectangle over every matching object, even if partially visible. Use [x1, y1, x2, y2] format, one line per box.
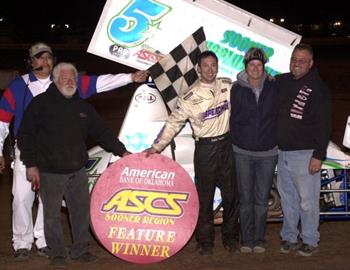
[152, 78, 239, 249]
[0, 71, 133, 251]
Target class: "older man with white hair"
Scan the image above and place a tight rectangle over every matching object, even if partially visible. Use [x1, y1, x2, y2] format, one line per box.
[17, 62, 131, 268]
[0, 42, 148, 261]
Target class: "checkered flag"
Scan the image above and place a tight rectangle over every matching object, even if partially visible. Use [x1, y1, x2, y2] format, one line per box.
[148, 27, 207, 111]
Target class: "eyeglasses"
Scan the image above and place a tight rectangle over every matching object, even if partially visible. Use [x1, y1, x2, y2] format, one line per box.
[290, 58, 310, 65]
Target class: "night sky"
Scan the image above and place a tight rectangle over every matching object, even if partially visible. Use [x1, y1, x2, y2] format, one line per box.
[231, 0, 346, 21]
[0, 0, 348, 42]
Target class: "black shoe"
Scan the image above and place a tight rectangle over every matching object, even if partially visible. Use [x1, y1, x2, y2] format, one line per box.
[37, 247, 50, 258]
[198, 246, 213, 256]
[280, 240, 299, 254]
[50, 256, 66, 269]
[71, 252, 97, 263]
[297, 243, 319, 257]
[14, 248, 30, 262]
[224, 243, 238, 254]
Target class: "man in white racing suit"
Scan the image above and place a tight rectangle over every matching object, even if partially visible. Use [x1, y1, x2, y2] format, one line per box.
[145, 51, 239, 256]
[0, 42, 148, 261]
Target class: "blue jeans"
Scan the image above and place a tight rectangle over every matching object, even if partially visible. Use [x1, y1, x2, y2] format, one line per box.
[277, 150, 320, 246]
[234, 152, 277, 247]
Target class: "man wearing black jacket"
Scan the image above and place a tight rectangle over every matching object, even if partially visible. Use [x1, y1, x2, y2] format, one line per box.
[17, 62, 130, 268]
[276, 44, 331, 257]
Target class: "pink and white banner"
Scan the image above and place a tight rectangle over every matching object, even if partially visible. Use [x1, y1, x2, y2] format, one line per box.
[90, 153, 199, 264]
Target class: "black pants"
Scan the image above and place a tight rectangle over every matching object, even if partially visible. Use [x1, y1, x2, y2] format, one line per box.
[40, 167, 91, 258]
[194, 135, 239, 248]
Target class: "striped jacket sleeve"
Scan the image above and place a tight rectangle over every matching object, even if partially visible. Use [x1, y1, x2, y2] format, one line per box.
[77, 73, 133, 99]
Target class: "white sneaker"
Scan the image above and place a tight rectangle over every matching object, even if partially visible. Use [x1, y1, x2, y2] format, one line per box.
[240, 246, 253, 253]
[253, 246, 266, 253]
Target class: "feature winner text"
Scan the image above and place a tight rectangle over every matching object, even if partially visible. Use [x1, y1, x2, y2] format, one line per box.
[108, 227, 176, 257]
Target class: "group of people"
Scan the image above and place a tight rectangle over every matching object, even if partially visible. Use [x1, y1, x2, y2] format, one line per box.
[146, 43, 331, 257]
[0, 40, 331, 268]
[0, 42, 148, 268]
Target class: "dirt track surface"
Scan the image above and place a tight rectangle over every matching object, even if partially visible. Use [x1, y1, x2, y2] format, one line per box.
[0, 173, 349, 270]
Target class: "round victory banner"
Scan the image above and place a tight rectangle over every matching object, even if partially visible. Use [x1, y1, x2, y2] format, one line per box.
[90, 153, 199, 264]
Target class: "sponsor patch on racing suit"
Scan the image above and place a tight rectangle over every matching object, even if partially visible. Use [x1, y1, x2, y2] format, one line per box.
[153, 78, 232, 151]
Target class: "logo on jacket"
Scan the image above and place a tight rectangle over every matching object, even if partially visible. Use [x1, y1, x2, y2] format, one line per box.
[80, 112, 87, 118]
[202, 100, 229, 120]
[290, 85, 312, 120]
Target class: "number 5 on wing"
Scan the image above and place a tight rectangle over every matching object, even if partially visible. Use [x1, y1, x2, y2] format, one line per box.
[108, 0, 172, 47]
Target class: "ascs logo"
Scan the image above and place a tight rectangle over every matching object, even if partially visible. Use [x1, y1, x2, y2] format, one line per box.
[102, 189, 189, 216]
[135, 92, 156, 104]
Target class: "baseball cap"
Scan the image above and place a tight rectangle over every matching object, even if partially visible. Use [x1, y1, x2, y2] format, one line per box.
[244, 47, 268, 67]
[29, 42, 53, 58]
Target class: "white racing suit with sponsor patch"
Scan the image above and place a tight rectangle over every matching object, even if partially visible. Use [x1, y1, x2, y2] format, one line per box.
[152, 78, 239, 249]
